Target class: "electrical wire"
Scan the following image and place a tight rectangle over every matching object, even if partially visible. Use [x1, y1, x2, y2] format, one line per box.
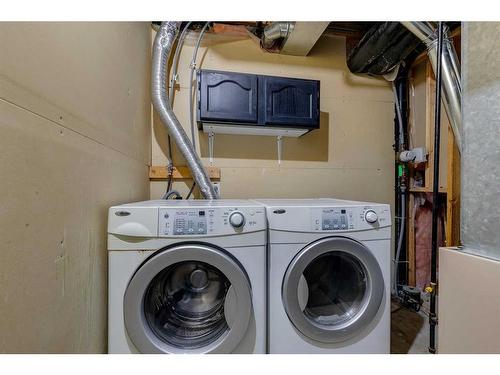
[166, 172, 173, 194]
[186, 182, 196, 199]
[184, 22, 208, 200]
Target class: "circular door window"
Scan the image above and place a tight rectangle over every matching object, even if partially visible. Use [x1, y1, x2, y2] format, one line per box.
[143, 260, 230, 349]
[282, 237, 384, 344]
[124, 244, 252, 353]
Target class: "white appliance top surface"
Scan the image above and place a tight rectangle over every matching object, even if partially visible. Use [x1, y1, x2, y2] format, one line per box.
[258, 198, 391, 237]
[111, 199, 263, 209]
[108, 199, 267, 240]
[254, 198, 388, 207]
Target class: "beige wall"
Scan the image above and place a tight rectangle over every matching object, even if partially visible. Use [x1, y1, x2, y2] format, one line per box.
[0, 22, 151, 353]
[438, 248, 500, 353]
[151, 33, 395, 207]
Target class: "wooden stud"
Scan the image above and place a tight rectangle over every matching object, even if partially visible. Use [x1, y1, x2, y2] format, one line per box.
[149, 166, 221, 180]
[407, 69, 418, 190]
[410, 50, 428, 69]
[445, 125, 461, 247]
[425, 59, 436, 191]
[407, 193, 416, 287]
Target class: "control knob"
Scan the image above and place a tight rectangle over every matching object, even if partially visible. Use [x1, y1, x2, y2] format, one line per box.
[365, 210, 378, 224]
[229, 211, 245, 228]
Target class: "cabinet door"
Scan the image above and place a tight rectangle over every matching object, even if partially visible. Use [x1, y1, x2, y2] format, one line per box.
[198, 70, 258, 123]
[262, 76, 319, 127]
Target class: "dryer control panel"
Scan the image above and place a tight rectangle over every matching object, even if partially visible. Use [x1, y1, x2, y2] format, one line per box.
[158, 206, 266, 237]
[316, 208, 353, 231]
[311, 205, 391, 232]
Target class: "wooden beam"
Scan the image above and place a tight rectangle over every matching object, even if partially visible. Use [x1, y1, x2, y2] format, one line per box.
[149, 166, 221, 180]
[425, 59, 436, 191]
[211, 23, 250, 37]
[410, 51, 428, 69]
[446, 125, 461, 247]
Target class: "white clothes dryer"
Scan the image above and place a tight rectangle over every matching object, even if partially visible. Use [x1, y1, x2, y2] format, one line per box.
[256, 198, 391, 354]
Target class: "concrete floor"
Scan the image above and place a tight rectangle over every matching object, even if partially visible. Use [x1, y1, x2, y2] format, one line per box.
[391, 301, 430, 354]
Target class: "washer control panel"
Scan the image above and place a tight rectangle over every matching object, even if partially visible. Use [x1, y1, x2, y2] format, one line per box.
[312, 208, 354, 231]
[311, 205, 390, 232]
[158, 206, 265, 237]
[171, 210, 207, 235]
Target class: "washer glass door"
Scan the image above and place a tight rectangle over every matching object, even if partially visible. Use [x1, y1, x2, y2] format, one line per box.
[143, 260, 230, 349]
[124, 243, 252, 353]
[282, 237, 384, 344]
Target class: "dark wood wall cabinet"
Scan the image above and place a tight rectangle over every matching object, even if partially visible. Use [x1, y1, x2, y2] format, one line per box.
[197, 69, 320, 136]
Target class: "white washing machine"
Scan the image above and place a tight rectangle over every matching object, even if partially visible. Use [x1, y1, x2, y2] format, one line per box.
[107, 200, 266, 354]
[255, 199, 391, 354]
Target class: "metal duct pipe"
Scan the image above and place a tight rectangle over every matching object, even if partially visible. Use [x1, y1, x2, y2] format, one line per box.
[401, 22, 462, 154]
[262, 22, 293, 48]
[402, 22, 436, 42]
[152, 21, 217, 199]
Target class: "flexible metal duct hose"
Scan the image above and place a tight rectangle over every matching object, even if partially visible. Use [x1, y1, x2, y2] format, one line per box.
[401, 22, 462, 154]
[152, 21, 217, 199]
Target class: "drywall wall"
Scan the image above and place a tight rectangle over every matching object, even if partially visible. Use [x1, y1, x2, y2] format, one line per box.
[151, 31, 395, 208]
[438, 22, 500, 353]
[438, 248, 500, 353]
[461, 22, 500, 259]
[0, 22, 151, 353]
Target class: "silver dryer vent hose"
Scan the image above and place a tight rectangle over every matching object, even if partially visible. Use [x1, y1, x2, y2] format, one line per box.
[151, 21, 217, 199]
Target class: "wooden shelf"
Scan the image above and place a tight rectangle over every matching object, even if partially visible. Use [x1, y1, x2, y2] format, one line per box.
[149, 166, 221, 180]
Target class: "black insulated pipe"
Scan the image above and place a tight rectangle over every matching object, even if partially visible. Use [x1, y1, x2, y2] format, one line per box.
[347, 22, 421, 76]
[429, 21, 444, 354]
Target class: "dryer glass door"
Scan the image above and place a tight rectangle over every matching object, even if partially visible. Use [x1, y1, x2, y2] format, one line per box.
[282, 237, 384, 344]
[124, 243, 252, 353]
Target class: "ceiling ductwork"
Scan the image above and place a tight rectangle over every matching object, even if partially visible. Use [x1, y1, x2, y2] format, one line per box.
[262, 22, 293, 49]
[346, 21, 462, 154]
[261, 21, 329, 56]
[346, 22, 422, 75]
